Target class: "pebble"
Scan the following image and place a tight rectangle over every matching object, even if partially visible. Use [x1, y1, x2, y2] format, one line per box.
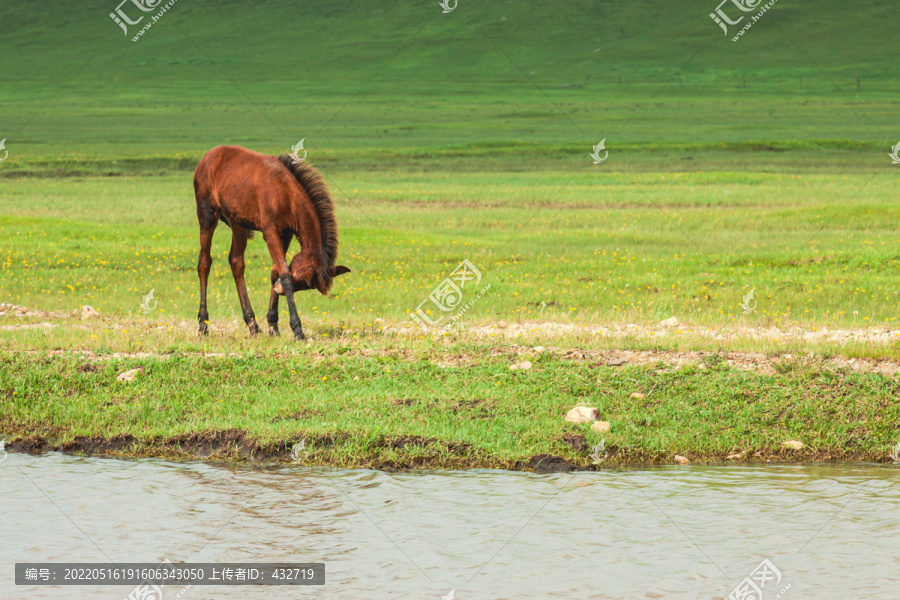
[565, 406, 599, 423]
[117, 368, 143, 382]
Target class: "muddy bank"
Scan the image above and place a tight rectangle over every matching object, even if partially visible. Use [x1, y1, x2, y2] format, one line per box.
[4, 430, 896, 472]
[4, 430, 487, 471]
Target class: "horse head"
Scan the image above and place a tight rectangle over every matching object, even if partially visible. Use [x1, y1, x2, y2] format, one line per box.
[272, 253, 350, 296]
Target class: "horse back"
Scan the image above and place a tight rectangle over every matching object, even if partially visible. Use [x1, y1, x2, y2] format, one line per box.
[194, 145, 297, 232]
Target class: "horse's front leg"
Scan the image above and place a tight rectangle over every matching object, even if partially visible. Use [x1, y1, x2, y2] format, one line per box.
[279, 272, 305, 340]
[263, 230, 305, 341]
[267, 267, 280, 336]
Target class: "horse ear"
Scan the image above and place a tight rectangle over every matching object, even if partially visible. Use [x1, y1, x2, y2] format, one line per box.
[333, 265, 351, 277]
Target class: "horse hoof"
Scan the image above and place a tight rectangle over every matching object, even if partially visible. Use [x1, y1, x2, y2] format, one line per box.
[268, 327, 280, 337]
[294, 330, 306, 341]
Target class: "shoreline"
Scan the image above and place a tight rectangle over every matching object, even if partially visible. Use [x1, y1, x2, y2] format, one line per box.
[4, 430, 899, 472]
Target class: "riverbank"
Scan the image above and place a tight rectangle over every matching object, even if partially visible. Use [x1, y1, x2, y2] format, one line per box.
[3, 345, 898, 470]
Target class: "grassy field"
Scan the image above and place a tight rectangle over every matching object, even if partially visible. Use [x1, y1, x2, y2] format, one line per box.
[1, 0, 899, 467]
[3, 165, 898, 344]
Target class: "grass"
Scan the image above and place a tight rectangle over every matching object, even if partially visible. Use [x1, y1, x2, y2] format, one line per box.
[3, 350, 899, 469]
[2, 0, 899, 467]
[1, 168, 898, 342]
[3, 0, 897, 159]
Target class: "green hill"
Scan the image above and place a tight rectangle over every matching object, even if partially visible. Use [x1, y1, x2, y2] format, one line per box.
[1, 0, 898, 170]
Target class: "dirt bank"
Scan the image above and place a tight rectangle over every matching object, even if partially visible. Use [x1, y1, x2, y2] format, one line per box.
[5, 430, 898, 472]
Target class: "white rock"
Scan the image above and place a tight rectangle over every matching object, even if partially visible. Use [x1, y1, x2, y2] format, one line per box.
[782, 440, 805, 450]
[117, 368, 143, 382]
[533, 346, 546, 353]
[660, 317, 679, 328]
[674, 454, 690, 464]
[591, 420, 611, 433]
[565, 406, 599, 423]
[509, 361, 532, 371]
[81, 305, 99, 320]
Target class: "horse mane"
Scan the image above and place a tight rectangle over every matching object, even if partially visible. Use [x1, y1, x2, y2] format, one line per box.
[277, 154, 338, 291]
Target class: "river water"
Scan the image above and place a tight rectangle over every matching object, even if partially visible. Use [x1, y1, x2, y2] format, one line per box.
[2, 453, 898, 599]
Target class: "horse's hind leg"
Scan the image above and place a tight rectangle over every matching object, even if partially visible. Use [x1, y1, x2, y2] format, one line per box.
[229, 226, 260, 335]
[197, 216, 218, 336]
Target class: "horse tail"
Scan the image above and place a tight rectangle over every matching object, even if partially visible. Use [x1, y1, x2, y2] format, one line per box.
[277, 154, 338, 292]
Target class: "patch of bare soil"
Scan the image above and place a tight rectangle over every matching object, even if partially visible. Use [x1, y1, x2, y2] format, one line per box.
[390, 319, 900, 346]
[2, 303, 898, 375]
[501, 345, 900, 377]
[0, 303, 66, 330]
[0, 322, 57, 331]
[20, 349, 246, 362]
[0, 303, 78, 319]
[10, 343, 900, 378]
[6, 301, 897, 348]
